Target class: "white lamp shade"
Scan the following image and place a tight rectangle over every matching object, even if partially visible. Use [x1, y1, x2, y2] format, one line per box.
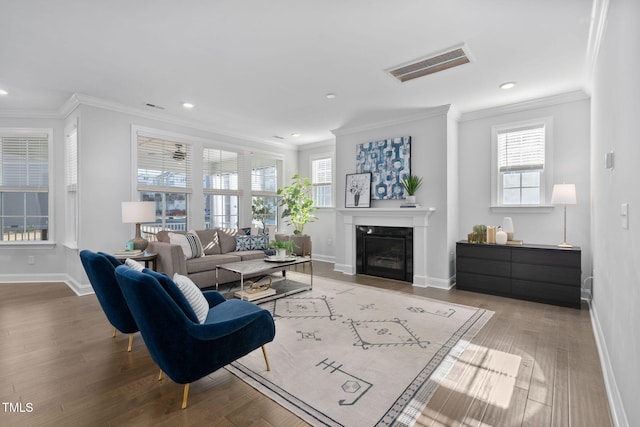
[551, 184, 577, 205]
[122, 201, 156, 223]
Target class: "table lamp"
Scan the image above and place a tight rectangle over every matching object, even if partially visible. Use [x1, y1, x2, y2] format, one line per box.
[122, 201, 156, 251]
[550, 184, 577, 248]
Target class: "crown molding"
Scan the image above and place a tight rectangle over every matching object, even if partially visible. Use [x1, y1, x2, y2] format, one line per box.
[0, 109, 62, 119]
[331, 105, 452, 136]
[58, 93, 294, 150]
[459, 90, 589, 122]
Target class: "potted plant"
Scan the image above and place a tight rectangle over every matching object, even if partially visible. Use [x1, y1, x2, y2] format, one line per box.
[277, 174, 317, 256]
[400, 174, 423, 204]
[251, 197, 273, 230]
[269, 239, 295, 259]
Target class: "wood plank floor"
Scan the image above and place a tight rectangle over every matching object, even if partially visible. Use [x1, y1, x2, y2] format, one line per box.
[0, 262, 612, 426]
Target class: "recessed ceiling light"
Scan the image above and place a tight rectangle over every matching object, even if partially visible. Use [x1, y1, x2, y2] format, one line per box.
[291, 133, 301, 138]
[500, 81, 516, 90]
[0, 89, 8, 96]
[326, 93, 337, 99]
[182, 102, 194, 109]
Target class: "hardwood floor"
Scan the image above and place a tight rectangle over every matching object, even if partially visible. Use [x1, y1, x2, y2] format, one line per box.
[0, 262, 612, 426]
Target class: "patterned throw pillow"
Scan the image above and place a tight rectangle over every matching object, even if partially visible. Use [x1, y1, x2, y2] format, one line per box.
[173, 273, 208, 324]
[234, 233, 268, 251]
[168, 231, 204, 259]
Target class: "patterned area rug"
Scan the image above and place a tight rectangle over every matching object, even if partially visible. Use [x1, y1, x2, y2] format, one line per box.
[226, 273, 494, 427]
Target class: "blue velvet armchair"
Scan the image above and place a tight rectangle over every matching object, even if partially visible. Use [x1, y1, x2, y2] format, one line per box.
[114, 265, 276, 409]
[79, 250, 138, 351]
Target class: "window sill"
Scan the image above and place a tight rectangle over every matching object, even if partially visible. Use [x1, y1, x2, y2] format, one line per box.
[0, 241, 56, 249]
[490, 205, 554, 213]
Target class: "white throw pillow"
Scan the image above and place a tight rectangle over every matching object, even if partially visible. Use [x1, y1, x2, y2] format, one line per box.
[173, 273, 208, 324]
[168, 232, 204, 259]
[125, 258, 145, 271]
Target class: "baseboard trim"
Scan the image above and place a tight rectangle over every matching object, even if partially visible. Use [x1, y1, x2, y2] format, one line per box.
[590, 301, 628, 427]
[0, 273, 94, 296]
[311, 254, 336, 264]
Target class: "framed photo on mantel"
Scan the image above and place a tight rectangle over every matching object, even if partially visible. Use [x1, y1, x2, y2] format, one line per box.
[345, 172, 371, 208]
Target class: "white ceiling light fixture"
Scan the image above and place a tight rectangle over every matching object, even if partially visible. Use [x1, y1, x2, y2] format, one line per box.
[500, 81, 516, 90]
[182, 102, 194, 109]
[326, 93, 337, 99]
[0, 89, 8, 96]
[291, 133, 301, 138]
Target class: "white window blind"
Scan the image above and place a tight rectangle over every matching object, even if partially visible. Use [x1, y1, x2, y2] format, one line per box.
[203, 148, 242, 192]
[65, 126, 79, 246]
[497, 125, 545, 172]
[65, 128, 78, 189]
[312, 157, 332, 207]
[251, 155, 278, 194]
[312, 157, 332, 185]
[137, 136, 192, 192]
[0, 135, 49, 190]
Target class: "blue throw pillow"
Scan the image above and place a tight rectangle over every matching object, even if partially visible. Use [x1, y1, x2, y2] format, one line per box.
[235, 233, 268, 251]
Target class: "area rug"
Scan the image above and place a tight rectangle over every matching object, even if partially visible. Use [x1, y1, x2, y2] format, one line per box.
[225, 273, 494, 427]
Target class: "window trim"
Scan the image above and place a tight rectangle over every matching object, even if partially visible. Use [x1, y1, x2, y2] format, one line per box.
[490, 117, 554, 211]
[310, 153, 335, 208]
[0, 127, 54, 246]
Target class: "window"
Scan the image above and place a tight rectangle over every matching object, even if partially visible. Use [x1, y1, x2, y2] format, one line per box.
[64, 123, 78, 247]
[0, 129, 51, 242]
[492, 118, 552, 207]
[203, 148, 242, 228]
[137, 134, 192, 234]
[312, 157, 333, 207]
[251, 154, 280, 229]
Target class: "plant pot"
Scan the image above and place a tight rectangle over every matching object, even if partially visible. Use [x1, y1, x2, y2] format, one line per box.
[406, 195, 416, 204]
[291, 235, 312, 257]
[276, 248, 287, 259]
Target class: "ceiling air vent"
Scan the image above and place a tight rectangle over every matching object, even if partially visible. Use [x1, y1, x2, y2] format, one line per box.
[388, 45, 471, 83]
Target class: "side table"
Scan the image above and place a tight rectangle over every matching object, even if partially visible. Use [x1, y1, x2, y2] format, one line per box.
[113, 251, 158, 270]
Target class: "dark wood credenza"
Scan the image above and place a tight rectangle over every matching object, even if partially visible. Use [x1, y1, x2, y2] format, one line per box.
[455, 241, 581, 308]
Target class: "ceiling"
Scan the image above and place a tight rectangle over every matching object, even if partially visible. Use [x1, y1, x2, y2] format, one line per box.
[0, 0, 594, 146]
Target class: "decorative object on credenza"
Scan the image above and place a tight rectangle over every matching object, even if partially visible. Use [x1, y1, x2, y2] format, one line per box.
[400, 174, 423, 204]
[467, 224, 487, 243]
[495, 228, 508, 245]
[551, 183, 577, 247]
[121, 201, 156, 251]
[356, 136, 410, 200]
[502, 217, 514, 241]
[345, 172, 372, 208]
[277, 174, 317, 236]
[487, 226, 497, 244]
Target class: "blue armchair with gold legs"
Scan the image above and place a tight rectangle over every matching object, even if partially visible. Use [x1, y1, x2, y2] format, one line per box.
[114, 265, 275, 409]
[79, 250, 138, 351]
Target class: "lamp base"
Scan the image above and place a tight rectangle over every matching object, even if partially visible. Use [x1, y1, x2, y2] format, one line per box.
[129, 222, 149, 251]
[557, 242, 573, 248]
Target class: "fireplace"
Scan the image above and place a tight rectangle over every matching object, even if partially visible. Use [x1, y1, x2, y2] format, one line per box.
[356, 226, 413, 282]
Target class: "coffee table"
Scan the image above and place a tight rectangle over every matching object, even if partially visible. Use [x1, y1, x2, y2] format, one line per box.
[215, 256, 313, 302]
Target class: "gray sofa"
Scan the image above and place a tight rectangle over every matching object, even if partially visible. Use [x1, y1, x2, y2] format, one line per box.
[147, 228, 271, 289]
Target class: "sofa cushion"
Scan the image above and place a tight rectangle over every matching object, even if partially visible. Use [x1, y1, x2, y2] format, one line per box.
[186, 254, 242, 274]
[173, 273, 208, 324]
[168, 232, 203, 259]
[196, 229, 221, 255]
[156, 230, 172, 243]
[216, 228, 241, 253]
[231, 250, 269, 261]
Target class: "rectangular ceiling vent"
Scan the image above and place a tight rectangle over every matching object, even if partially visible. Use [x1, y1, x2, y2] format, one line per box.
[388, 45, 471, 83]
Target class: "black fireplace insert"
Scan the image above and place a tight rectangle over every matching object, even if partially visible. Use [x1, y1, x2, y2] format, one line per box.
[356, 226, 413, 282]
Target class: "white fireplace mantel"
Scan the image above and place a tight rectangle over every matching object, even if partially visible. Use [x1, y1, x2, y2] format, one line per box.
[336, 207, 436, 287]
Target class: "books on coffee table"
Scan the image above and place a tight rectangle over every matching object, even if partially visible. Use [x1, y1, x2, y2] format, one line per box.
[234, 288, 277, 301]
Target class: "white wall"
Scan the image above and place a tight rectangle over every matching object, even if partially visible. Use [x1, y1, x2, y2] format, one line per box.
[458, 95, 592, 287]
[590, 0, 640, 425]
[333, 107, 454, 285]
[297, 139, 336, 262]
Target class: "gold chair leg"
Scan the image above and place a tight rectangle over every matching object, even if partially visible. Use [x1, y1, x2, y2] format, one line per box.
[158, 370, 163, 381]
[262, 345, 271, 371]
[127, 334, 134, 352]
[181, 383, 190, 409]
[112, 327, 117, 338]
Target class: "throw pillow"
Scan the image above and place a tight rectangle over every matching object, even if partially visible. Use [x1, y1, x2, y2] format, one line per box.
[125, 258, 145, 271]
[168, 232, 203, 259]
[173, 273, 208, 324]
[235, 233, 268, 251]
